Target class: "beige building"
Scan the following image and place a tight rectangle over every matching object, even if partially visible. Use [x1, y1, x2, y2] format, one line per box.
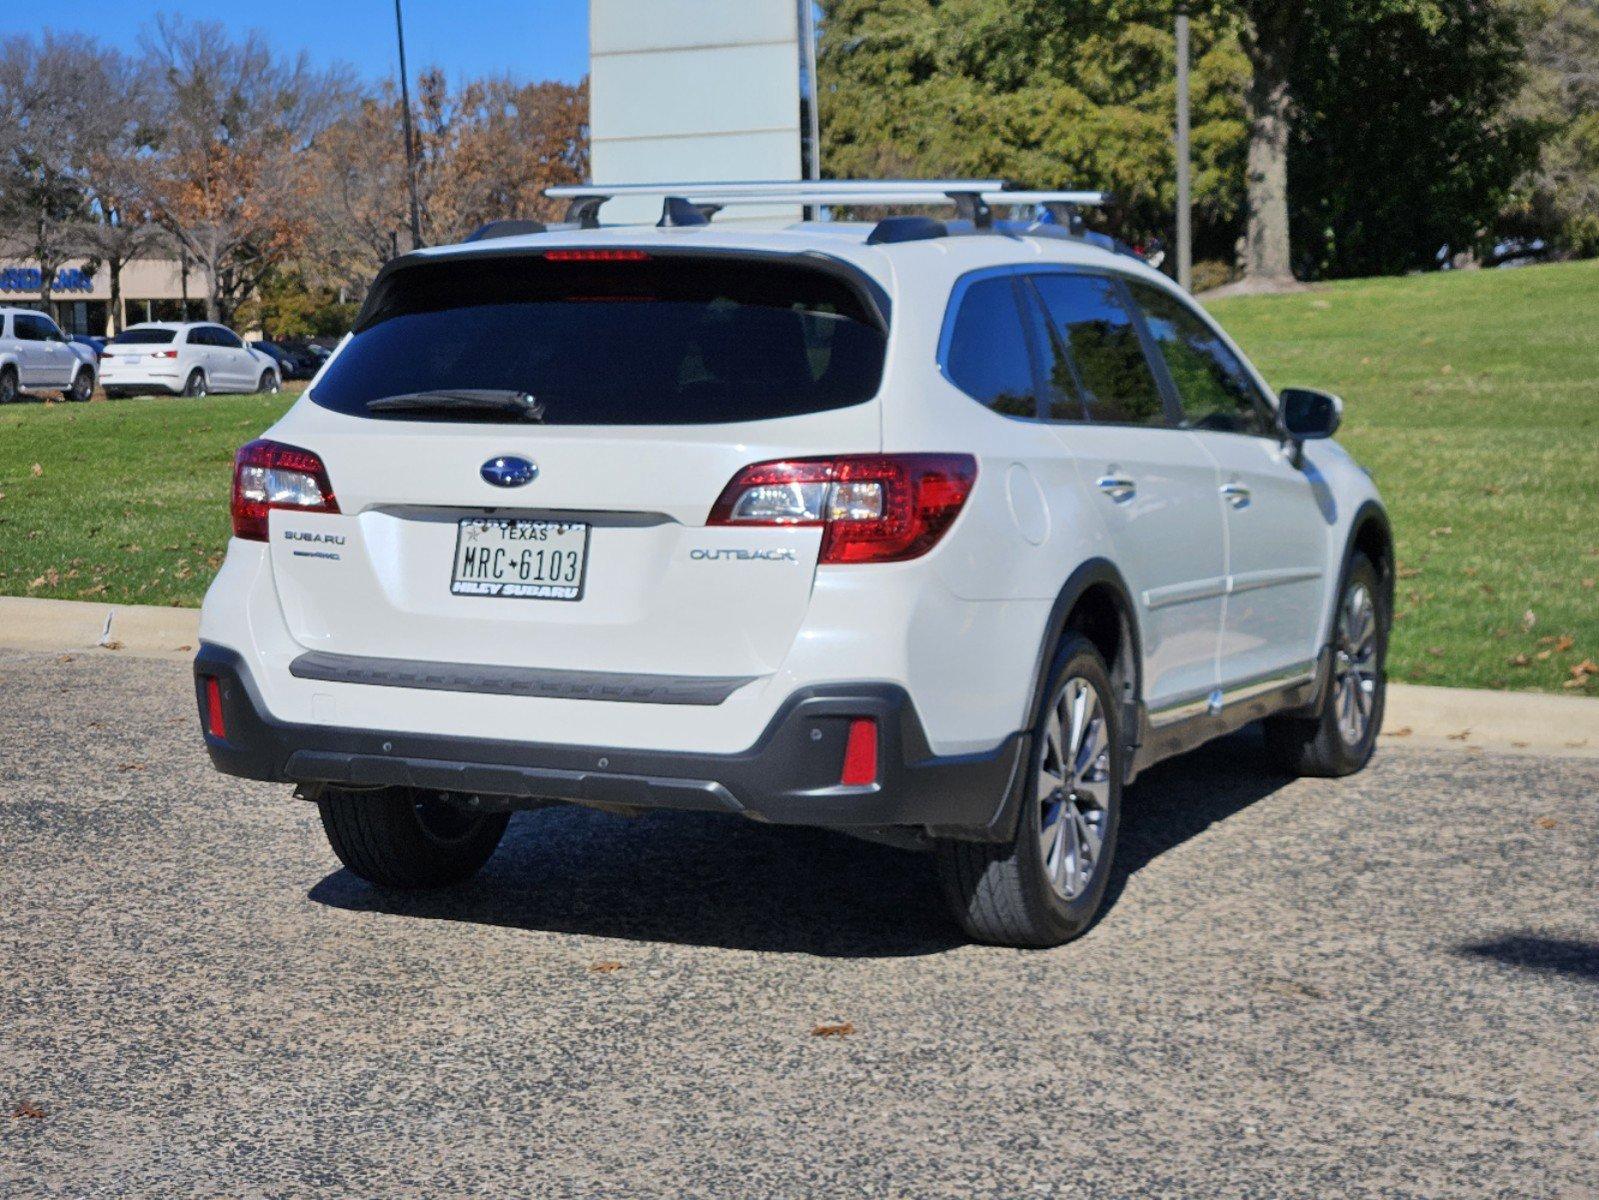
[0, 257, 204, 336]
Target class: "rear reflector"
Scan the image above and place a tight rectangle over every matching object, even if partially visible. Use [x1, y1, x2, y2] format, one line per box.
[840, 718, 878, 786]
[203, 677, 226, 739]
[708, 454, 978, 564]
[543, 248, 651, 262]
[231, 439, 339, 541]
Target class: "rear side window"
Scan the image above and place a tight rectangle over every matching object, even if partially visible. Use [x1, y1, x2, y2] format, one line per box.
[312, 254, 888, 425]
[1029, 273, 1167, 427]
[943, 275, 1038, 419]
[1130, 283, 1272, 436]
[111, 328, 177, 345]
[14, 314, 51, 342]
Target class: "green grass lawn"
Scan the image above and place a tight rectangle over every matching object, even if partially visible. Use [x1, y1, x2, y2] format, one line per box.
[0, 391, 293, 608]
[1207, 259, 1599, 694]
[1, 260, 1595, 692]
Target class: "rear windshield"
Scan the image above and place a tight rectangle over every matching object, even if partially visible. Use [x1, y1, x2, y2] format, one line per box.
[111, 329, 176, 345]
[312, 254, 888, 424]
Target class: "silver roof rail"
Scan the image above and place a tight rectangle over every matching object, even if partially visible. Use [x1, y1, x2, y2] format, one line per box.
[543, 180, 1110, 230]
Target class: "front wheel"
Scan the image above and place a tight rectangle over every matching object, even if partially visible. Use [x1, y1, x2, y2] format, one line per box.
[0, 366, 17, 404]
[1262, 552, 1387, 777]
[182, 369, 206, 397]
[934, 632, 1123, 947]
[258, 369, 280, 394]
[318, 787, 510, 889]
[63, 367, 93, 402]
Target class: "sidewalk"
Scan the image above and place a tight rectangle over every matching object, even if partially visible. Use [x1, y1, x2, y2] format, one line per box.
[2, 596, 1595, 757]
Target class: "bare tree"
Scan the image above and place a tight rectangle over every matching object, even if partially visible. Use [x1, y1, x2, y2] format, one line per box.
[142, 16, 356, 322]
[0, 32, 102, 311]
[75, 48, 162, 333]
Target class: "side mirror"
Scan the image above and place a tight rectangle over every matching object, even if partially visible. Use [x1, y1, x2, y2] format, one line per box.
[1279, 387, 1342, 447]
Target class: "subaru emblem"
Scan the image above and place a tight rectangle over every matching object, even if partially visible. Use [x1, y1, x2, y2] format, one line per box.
[480, 456, 538, 488]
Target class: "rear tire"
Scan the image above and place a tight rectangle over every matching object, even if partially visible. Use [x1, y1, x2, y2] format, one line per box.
[182, 369, 206, 397]
[1262, 553, 1387, 777]
[0, 365, 16, 404]
[317, 787, 509, 889]
[934, 632, 1123, 948]
[63, 367, 93, 402]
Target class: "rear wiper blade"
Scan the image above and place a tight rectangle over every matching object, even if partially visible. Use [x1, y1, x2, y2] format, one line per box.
[365, 389, 546, 420]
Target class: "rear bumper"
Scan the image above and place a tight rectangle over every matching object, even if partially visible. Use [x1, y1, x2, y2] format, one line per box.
[194, 643, 1027, 842]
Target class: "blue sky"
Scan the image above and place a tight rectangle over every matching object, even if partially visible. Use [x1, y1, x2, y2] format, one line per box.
[4, 1, 590, 85]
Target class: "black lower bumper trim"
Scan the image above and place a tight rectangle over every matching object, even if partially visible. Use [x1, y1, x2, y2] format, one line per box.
[195, 643, 1028, 842]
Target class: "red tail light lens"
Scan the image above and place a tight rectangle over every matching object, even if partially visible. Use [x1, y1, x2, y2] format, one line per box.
[231, 439, 339, 541]
[154, 349, 179, 359]
[708, 454, 977, 564]
[840, 718, 878, 786]
[203, 676, 227, 738]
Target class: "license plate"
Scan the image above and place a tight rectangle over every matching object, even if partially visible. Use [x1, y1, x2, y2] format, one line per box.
[450, 518, 589, 600]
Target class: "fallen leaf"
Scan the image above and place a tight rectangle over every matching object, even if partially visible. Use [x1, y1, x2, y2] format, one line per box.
[100, 640, 123, 651]
[30, 462, 42, 477]
[11, 1101, 47, 1119]
[1521, 609, 1537, 632]
[1562, 678, 1587, 690]
[587, 960, 622, 974]
[1427, 646, 1444, 658]
[176, 644, 192, 652]
[1481, 484, 1503, 496]
[1429, 526, 1453, 537]
[812, 1022, 854, 1038]
[1507, 653, 1530, 667]
[1536, 649, 1553, 661]
[1535, 817, 1558, 830]
[1387, 726, 1413, 737]
[1510, 740, 1529, 748]
[1492, 627, 1509, 639]
[116, 763, 143, 772]
[1447, 729, 1471, 741]
[1583, 579, 1595, 590]
[1440, 364, 1453, 374]
[1462, 566, 1477, 577]
[1397, 566, 1422, 579]
[57, 655, 72, 663]
[1573, 659, 1599, 678]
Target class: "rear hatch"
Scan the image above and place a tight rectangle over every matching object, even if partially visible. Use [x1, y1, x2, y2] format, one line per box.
[261, 247, 888, 682]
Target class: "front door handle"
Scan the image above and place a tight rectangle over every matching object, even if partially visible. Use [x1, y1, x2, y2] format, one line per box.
[1219, 482, 1252, 509]
[1096, 476, 1137, 503]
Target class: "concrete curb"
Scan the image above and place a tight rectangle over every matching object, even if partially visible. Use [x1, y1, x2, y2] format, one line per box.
[1, 596, 1596, 757]
[0, 596, 199, 662]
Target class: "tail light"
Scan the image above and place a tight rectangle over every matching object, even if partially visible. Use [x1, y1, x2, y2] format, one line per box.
[231, 439, 339, 541]
[154, 349, 178, 359]
[708, 454, 977, 564]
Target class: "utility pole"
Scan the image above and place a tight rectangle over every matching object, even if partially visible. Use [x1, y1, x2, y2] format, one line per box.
[1174, 8, 1192, 291]
[798, 0, 821, 182]
[394, 0, 424, 249]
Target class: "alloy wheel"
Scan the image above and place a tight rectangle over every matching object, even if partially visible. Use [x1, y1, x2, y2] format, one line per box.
[1333, 581, 1379, 746]
[1037, 676, 1112, 900]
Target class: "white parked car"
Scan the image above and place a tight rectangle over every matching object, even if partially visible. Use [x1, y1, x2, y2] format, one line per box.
[99, 321, 281, 398]
[194, 180, 1392, 947]
[0, 306, 97, 402]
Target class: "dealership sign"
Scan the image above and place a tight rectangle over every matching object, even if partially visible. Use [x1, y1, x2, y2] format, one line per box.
[0, 266, 94, 293]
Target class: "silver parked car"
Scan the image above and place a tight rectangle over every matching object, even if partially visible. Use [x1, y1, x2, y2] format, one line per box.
[0, 306, 98, 402]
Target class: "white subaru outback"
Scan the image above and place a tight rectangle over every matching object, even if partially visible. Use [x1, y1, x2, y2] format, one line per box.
[194, 181, 1391, 947]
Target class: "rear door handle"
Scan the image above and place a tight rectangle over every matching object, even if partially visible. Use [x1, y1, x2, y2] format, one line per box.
[1219, 482, 1252, 509]
[1096, 476, 1137, 503]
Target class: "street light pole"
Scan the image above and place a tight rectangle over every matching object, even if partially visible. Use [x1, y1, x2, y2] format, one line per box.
[799, 0, 822, 182]
[394, 0, 424, 250]
[1175, 9, 1192, 291]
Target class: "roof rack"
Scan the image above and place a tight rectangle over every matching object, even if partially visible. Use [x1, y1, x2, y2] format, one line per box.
[543, 179, 1111, 232]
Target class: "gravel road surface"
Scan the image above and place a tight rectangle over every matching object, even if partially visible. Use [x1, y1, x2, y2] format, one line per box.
[2, 649, 1595, 1198]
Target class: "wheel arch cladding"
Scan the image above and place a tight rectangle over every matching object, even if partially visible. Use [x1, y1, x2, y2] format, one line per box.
[1028, 558, 1142, 737]
[1350, 501, 1395, 609]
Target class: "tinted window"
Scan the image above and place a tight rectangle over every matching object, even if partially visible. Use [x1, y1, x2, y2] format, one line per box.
[1131, 284, 1271, 436]
[1030, 273, 1167, 426]
[186, 327, 214, 346]
[14, 314, 50, 342]
[110, 328, 177, 345]
[944, 275, 1038, 419]
[209, 327, 244, 349]
[314, 255, 887, 425]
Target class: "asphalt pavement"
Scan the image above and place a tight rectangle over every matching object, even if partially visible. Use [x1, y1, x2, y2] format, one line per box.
[2, 648, 1595, 1199]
